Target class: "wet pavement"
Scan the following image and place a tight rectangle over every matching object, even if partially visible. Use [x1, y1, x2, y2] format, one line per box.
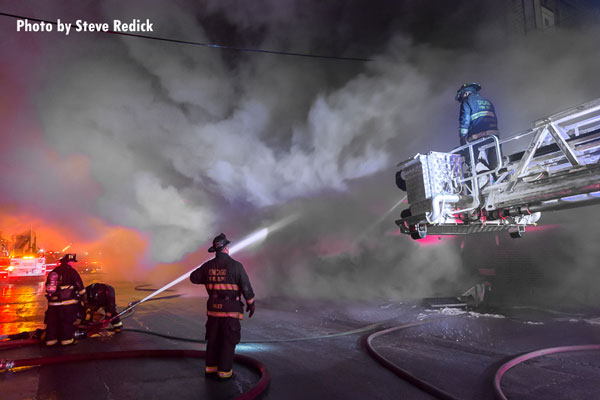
[1, 278, 599, 399]
[0, 280, 47, 336]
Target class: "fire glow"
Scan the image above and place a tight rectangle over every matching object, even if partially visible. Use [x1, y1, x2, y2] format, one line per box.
[0, 213, 149, 280]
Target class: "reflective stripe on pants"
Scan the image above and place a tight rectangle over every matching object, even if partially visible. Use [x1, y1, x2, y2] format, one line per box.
[205, 316, 241, 376]
[218, 370, 233, 379]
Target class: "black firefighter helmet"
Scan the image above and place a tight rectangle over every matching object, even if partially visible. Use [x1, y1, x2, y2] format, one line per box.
[455, 82, 481, 101]
[87, 283, 106, 305]
[60, 253, 78, 263]
[208, 233, 231, 253]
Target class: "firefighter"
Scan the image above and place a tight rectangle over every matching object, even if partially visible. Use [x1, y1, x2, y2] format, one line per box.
[82, 283, 123, 332]
[456, 82, 500, 174]
[44, 253, 86, 346]
[190, 233, 255, 381]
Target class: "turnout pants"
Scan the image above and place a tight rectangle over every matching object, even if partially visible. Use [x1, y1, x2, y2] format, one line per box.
[106, 302, 123, 329]
[466, 133, 501, 172]
[204, 316, 241, 378]
[45, 304, 79, 345]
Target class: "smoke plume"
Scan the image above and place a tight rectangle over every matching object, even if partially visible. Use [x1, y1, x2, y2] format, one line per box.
[2, 0, 599, 301]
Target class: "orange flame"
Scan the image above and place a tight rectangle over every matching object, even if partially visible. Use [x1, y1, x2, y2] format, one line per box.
[0, 213, 149, 280]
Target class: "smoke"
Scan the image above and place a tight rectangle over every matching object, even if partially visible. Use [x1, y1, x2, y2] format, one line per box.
[3, 0, 600, 300]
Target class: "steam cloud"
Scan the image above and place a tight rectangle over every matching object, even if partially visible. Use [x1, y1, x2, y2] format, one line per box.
[3, 0, 600, 301]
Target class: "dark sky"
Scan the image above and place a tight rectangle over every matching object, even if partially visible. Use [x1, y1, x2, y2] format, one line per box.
[1, 0, 599, 300]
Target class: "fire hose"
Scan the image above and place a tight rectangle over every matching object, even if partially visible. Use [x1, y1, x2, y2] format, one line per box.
[0, 339, 41, 350]
[0, 310, 267, 395]
[104, 215, 299, 328]
[0, 315, 396, 399]
[0, 289, 269, 398]
[363, 318, 462, 400]
[0, 222, 301, 399]
[4, 306, 600, 399]
[493, 344, 600, 400]
[0, 350, 269, 400]
[102, 225, 282, 327]
[364, 317, 600, 400]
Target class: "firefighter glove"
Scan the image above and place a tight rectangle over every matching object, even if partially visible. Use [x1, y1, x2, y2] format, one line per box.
[246, 302, 255, 318]
[460, 135, 467, 146]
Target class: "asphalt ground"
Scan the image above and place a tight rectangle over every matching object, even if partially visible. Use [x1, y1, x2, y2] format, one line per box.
[1, 278, 599, 399]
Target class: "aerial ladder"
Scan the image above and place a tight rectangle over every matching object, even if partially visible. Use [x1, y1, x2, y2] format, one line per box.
[395, 97, 600, 239]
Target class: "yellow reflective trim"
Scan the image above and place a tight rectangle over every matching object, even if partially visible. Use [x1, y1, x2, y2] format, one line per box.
[45, 339, 58, 346]
[60, 338, 74, 345]
[78, 289, 86, 295]
[218, 370, 233, 378]
[205, 283, 239, 290]
[59, 285, 74, 289]
[207, 311, 244, 319]
[246, 297, 255, 304]
[48, 299, 80, 306]
[205, 366, 218, 373]
[471, 111, 495, 120]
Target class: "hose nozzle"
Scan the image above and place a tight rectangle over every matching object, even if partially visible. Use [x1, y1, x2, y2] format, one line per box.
[0, 359, 15, 373]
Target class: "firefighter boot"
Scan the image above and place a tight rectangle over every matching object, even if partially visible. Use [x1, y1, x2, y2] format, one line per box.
[217, 370, 234, 381]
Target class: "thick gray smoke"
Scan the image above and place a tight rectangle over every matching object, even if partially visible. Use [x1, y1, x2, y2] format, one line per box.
[18, 0, 600, 300]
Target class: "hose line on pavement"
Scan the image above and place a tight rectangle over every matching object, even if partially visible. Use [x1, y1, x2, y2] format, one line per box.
[122, 318, 393, 344]
[365, 317, 600, 400]
[363, 318, 462, 400]
[493, 344, 600, 400]
[0, 349, 269, 400]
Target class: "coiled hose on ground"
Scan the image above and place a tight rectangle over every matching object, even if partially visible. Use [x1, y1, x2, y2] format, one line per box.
[364, 316, 600, 400]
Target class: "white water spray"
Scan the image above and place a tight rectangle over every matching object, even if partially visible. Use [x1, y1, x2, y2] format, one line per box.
[112, 214, 299, 320]
[354, 195, 407, 243]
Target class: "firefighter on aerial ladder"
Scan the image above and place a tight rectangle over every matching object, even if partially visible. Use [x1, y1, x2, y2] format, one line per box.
[44, 253, 86, 346]
[190, 233, 256, 381]
[456, 82, 501, 176]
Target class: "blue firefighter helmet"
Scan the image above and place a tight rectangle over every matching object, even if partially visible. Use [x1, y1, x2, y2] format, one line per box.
[455, 82, 481, 101]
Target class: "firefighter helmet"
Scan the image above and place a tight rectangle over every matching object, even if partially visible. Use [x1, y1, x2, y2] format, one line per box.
[208, 233, 231, 253]
[88, 283, 106, 305]
[60, 253, 78, 263]
[455, 82, 481, 101]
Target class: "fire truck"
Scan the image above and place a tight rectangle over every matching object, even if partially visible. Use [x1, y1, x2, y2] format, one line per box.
[395, 97, 600, 239]
[0, 230, 47, 279]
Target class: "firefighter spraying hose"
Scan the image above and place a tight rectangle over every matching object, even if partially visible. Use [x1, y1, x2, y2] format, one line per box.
[0, 217, 298, 399]
[105, 215, 299, 327]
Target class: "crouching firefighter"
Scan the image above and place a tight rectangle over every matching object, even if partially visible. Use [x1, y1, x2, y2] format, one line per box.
[44, 253, 86, 346]
[81, 283, 123, 332]
[190, 233, 256, 381]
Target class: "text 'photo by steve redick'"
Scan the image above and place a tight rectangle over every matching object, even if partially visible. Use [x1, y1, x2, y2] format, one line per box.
[16, 18, 154, 35]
